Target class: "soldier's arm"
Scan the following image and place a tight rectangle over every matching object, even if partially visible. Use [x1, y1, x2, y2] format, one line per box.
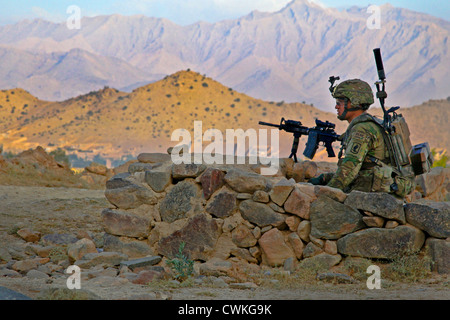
[327, 125, 375, 190]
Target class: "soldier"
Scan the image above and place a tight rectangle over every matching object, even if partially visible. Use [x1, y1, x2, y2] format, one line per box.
[310, 79, 397, 194]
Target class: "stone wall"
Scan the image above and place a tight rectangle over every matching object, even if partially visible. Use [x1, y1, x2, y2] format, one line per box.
[101, 153, 450, 274]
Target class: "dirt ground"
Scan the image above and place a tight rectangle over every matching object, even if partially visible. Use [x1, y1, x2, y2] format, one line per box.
[0, 185, 449, 301]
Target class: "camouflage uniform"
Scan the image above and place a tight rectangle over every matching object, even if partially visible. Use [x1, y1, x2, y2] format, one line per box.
[322, 79, 397, 194]
[325, 113, 393, 193]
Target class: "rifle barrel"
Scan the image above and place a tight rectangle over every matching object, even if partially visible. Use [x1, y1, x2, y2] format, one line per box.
[258, 121, 280, 128]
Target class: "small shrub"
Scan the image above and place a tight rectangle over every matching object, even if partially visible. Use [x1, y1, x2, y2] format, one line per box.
[166, 241, 194, 282]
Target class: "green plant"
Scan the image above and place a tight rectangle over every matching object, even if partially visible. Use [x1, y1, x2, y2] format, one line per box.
[431, 148, 448, 168]
[166, 241, 194, 282]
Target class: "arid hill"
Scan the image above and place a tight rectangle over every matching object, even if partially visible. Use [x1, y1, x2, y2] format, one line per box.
[0, 70, 448, 165]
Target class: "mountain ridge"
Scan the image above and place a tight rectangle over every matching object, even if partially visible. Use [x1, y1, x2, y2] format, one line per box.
[0, 0, 448, 111]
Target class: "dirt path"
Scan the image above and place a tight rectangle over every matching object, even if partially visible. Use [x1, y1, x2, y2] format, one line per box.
[0, 185, 449, 301]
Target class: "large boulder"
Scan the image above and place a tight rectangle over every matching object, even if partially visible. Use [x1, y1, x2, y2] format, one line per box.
[310, 195, 365, 240]
[224, 168, 270, 193]
[157, 213, 222, 261]
[258, 228, 295, 267]
[344, 191, 405, 224]
[102, 209, 150, 238]
[404, 201, 450, 238]
[337, 225, 425, 259]
[239, 200, 285, 228]
[105, 173, 159, 209]
[425, 238, 449, 274]
[159, 179, 201, 223]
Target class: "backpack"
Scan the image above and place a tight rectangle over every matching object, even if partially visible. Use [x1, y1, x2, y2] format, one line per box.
[368, 112, 433, 198]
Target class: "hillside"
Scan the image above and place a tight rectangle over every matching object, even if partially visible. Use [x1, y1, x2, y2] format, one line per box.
[0, 70, 448, 166]
[0, 70, 343, 163]
[0, 0, 448, 110]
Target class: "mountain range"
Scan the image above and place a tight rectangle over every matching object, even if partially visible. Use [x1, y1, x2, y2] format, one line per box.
[1, 70, 448, 166]
[0, 0, 448, 112]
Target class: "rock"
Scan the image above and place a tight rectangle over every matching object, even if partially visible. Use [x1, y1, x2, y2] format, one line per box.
[316, 272, 356, 284]
[300, 253, 342, 270]
[253, 190, 270, 203]
[206, 187, 237, 218]
[137, 153, 171, 163]
[145, 169, 172, 193]
[120, 256, 162, 271]
[26, 269, 49, 279]
[200, 167, 225, 200]
[425, 238, 449, 274]
[0, 286, 32, 300]
[258, 228, 295, 267]
[362, 216, 385, 228]
[297, 220, 311, 242]
[105, 172, 132, 189]
[385, 221, 399, 229]
[40, 233, 78, 246]
[12, 257, 50, 273]
[310, 195, 365, 240]
[230, 248, 258, 263]
[292, 161, 318, 182]
[0, 269, 21, 278]
[74, 252, 128, 269]
[285, 216, 301, 232]
[159, 180, 200, 223]
[103, 234, 154, 258]
[283, 187, 313, 219]
[198, 258, 233, 277]
[344, 191, 405, 224]
[102, 209, 150, 238]
[224, 168, 270, 193]
[128, 162, 154, 174]
[17, 228, 41, 243]
[404, 201, 450, 238]
[337, 225, 425, 259]
[236, 193, 252, 200]
[324, 240, 338, 255]
[85, 162, 109, 176]
[158, 213, 221, 261]
[105, 180, 158, 210]
[415, 167, 449, 200]
[131, 270, 165, 285]
[67, 238, 97, 262]
[303, 242, 323, 258]
[232, 224, 257, 248]
[287, 232, 304, 259]
[314, 185, 347, 203]
[239, 200, 285, 228]
[269, 178, 295, 206]
[172, 163, 206, 179]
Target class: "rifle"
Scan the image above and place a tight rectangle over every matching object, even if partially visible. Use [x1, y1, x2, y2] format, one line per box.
[373, 48, 403, 174]
[304, 119, 340, 159]
[258, 118, 340, 162]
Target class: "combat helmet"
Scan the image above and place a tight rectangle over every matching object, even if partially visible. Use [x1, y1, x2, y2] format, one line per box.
[332, 79, 374, 110]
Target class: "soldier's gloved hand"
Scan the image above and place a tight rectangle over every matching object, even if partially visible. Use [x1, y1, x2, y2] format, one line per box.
[309, 174, 326, 185]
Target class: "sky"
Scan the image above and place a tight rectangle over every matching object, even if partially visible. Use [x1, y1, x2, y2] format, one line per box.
[0, 0, 448, 26]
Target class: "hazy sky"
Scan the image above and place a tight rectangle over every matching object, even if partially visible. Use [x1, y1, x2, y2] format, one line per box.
[0, 0, 448, 26]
